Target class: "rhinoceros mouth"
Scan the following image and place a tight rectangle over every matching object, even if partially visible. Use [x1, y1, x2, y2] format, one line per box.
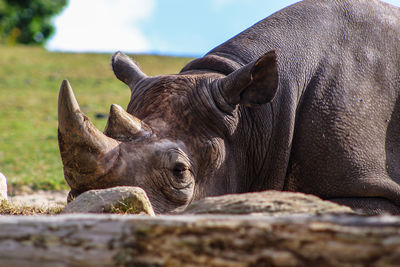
[67, 189, 82, 202]
[58, 80, 151, 191]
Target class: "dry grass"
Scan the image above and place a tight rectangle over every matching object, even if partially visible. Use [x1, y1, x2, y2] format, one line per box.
[0, 200, 65, 215]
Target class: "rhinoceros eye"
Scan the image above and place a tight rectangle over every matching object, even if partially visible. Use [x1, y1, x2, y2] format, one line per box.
[172, 163, 188, 177]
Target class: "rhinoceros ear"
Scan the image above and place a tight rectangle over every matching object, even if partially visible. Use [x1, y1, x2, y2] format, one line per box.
[219, 50, 279, 107]
[112, 51, 147, 89]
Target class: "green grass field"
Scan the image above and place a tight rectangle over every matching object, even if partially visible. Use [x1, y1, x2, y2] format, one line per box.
[0, 46, 193, 193]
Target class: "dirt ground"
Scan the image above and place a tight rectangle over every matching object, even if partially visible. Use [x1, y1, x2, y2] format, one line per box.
[8, 190, 68, 208]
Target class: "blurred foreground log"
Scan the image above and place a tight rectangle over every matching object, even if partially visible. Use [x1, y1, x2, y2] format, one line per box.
[0, 214, 400, 266]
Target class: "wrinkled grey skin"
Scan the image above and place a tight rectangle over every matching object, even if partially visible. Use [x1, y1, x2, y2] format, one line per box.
[58, 0, 400, 214]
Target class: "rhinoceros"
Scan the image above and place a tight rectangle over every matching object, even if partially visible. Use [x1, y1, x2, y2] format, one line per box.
[58, 0, 400, 214]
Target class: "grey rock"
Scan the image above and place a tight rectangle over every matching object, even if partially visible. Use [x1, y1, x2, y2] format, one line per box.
[62, 186, 155, 216]
[182, 190, 355, 215]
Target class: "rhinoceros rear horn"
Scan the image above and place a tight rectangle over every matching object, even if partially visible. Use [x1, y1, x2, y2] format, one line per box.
[58, 80, 120, 189]
[104, 104, 151, 141]
[112, 51, 147, 89]
[219, 50, 279, 107]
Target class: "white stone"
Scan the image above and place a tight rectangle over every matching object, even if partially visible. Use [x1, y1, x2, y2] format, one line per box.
[0, 172, 7, 201]
[62, 186, 155, 216]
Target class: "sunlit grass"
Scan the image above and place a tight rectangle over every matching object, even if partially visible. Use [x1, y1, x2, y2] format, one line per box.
[0, 46, 193, 192]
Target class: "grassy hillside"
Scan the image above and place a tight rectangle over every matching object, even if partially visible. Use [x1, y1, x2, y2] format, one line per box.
[0, 46, 193, 193]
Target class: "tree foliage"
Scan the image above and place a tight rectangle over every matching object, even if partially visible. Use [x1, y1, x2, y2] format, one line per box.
[0, 0, 67, 45]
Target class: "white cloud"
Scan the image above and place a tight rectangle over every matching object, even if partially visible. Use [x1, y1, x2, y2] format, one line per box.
[46, 0, 155, 53]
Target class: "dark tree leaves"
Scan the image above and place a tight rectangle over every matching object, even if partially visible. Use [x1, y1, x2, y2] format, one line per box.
[0, 0, 67, 45]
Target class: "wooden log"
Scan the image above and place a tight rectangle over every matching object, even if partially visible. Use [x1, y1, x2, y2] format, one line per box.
[0, 214, 400, 266]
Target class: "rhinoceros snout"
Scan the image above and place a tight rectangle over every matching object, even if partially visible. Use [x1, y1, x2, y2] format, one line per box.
[57, 80, 150, 191]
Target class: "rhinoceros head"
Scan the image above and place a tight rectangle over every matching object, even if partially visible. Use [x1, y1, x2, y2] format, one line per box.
[58, 51, 278, 213]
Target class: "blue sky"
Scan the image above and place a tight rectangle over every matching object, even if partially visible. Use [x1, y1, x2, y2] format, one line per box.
[46, 0, 400, 57]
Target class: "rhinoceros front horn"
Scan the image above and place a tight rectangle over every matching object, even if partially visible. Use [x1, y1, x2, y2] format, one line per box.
[58, 80, 120, 189]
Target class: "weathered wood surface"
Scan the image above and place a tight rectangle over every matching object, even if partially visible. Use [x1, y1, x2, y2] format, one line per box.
[1, 214, 400, 266]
